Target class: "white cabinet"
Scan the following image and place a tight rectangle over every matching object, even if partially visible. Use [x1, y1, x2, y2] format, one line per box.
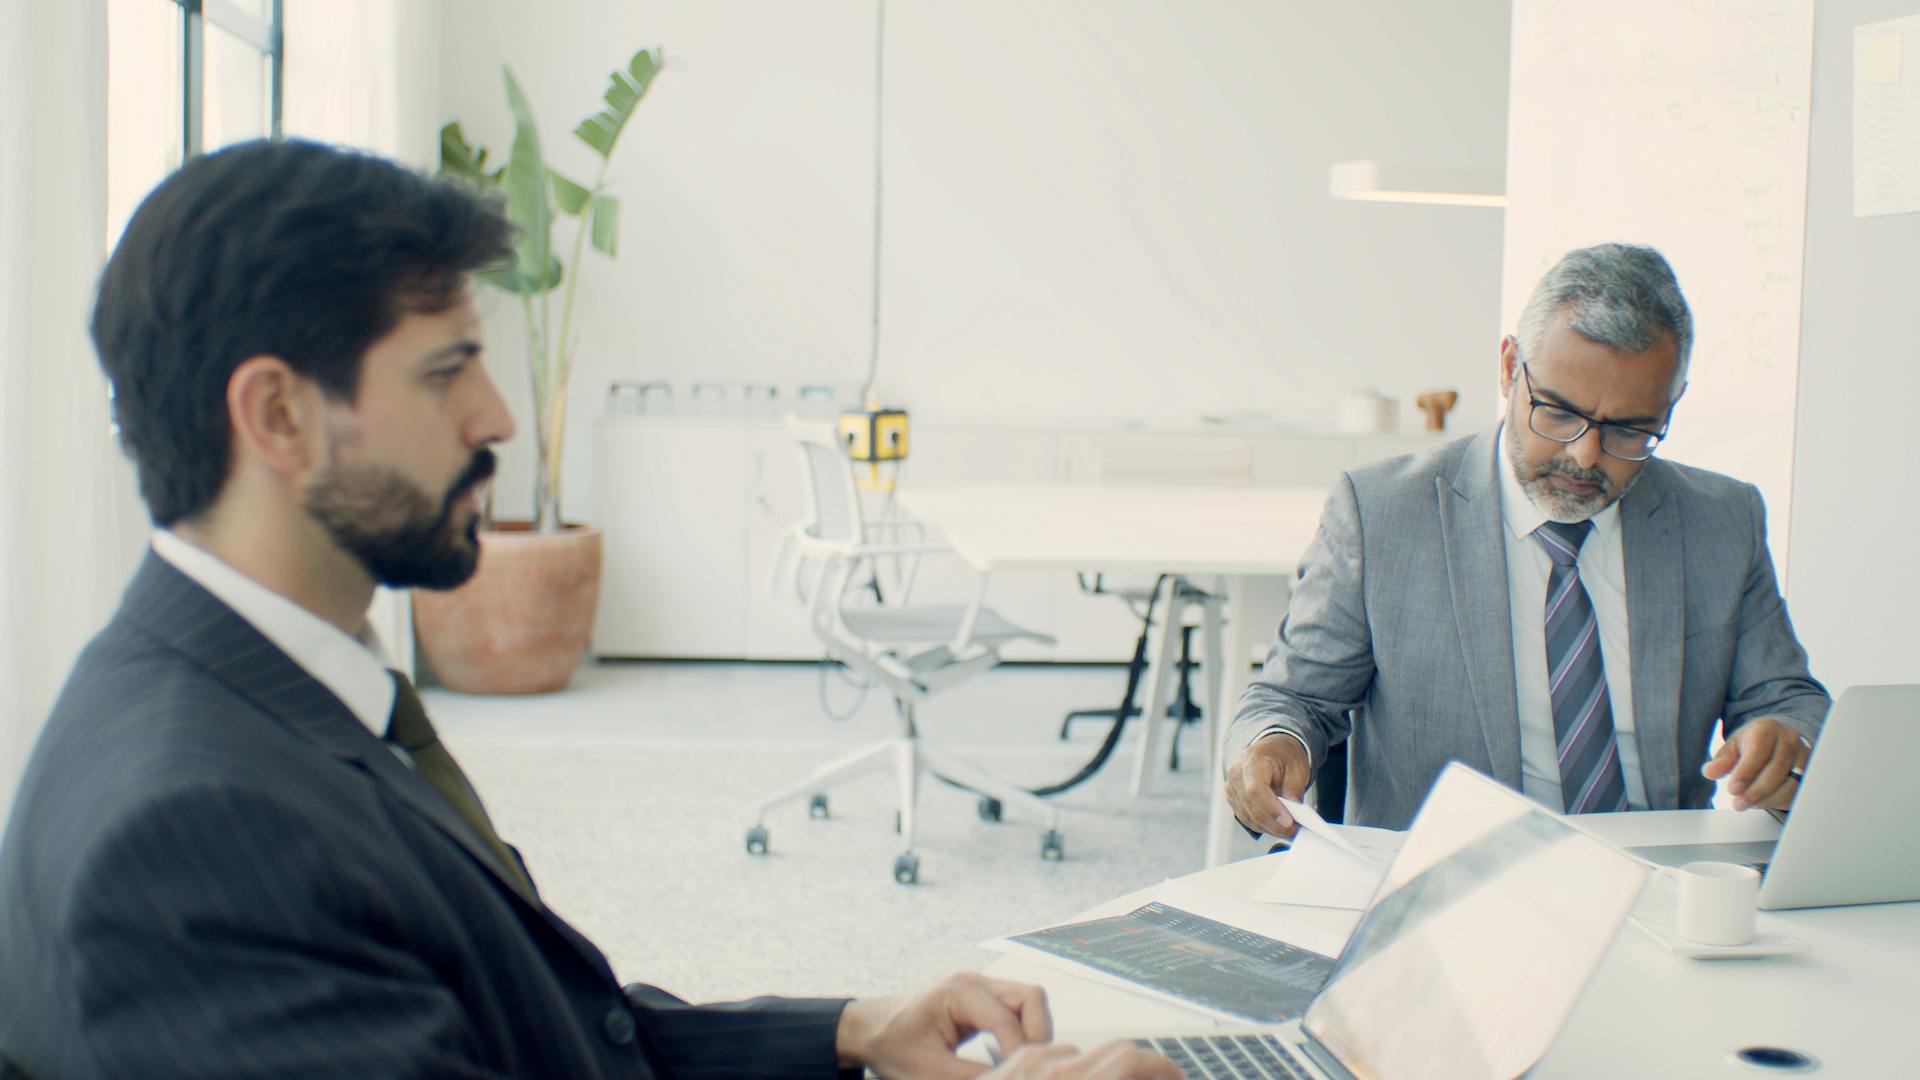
[593, 416, 1452, 660]
[593, 419, 752, 658]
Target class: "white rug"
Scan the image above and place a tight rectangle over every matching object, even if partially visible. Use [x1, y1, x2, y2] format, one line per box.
[458, 734, 1211, 1003]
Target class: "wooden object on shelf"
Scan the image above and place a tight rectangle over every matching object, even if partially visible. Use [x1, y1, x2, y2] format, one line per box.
[1415, 390, 1459, 431]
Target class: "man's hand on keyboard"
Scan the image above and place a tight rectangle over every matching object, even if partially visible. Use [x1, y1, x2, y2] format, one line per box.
[986, 1039, 1183, 1079]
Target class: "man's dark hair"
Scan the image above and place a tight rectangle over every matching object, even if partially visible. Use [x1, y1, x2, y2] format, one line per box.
[91, 138, 514, 526]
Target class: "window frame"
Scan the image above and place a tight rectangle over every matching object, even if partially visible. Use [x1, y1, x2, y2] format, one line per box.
[171, 0, 284, 156]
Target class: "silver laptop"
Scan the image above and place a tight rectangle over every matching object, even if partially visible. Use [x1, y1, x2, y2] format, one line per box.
[1629, 683, 1920, 911]
[1059, 764, 1646, 1080]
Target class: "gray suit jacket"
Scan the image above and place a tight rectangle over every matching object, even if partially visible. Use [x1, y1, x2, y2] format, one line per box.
[0, 553, 848, 1079]
[1228, 430, 1830, 831]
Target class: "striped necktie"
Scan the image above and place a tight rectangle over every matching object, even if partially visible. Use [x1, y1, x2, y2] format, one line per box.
[386, 671, 537, 900]
[1534, 521, 1629, 814]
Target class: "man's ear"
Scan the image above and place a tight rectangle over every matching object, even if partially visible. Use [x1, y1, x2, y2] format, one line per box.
[1498, 335, 1520, 397]
[227, 355, 324, 476]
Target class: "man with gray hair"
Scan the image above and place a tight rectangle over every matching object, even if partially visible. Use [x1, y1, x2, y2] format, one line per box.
[1223, 243, 1828, 837]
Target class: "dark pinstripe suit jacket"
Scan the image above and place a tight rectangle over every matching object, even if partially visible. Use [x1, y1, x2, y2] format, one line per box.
[0, 553, 848, 1079]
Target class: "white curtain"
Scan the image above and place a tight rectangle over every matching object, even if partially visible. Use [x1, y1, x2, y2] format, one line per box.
[0, 0, 148, 824]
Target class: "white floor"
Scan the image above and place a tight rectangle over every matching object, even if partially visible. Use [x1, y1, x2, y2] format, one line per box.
[422, 659, 1230, 1001]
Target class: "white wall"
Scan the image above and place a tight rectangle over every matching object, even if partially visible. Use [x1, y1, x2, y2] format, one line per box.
[284, 0, 445, 168]
[437, 1, 1511, 525]
[1786, 0, 1920, 693]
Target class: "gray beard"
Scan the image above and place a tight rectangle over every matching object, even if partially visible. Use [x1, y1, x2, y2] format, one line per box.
[1502, 418, 1635, 524]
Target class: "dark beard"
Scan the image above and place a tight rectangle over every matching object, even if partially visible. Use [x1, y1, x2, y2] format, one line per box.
[305, 449, 495, 590]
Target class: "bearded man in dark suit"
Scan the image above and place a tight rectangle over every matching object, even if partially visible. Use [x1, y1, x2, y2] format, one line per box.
[0, 139, 1174, 1080]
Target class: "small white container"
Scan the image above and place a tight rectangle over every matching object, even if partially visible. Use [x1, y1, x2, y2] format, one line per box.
[1335, 390, 1398, 434]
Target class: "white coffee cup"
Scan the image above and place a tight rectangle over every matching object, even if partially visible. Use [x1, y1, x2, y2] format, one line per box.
[1656, 860, 1760, 946]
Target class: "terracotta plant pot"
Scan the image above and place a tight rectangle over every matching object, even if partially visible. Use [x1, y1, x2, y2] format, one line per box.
[413, 522, 603, 694]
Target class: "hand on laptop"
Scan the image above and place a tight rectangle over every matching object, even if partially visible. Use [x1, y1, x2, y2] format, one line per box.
[1225, 733, 1314, 839]
[1702, 716, 1810, 811]
[836, 971, 1054, 1078]
[986, 1040, 1183, 1079]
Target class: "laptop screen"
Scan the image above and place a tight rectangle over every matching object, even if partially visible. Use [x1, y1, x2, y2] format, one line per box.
[1301, 765, 1646, 1080]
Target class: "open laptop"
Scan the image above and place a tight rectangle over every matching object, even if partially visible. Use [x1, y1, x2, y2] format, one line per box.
[1627, 684, 1920, 910]
[1048, 764, 1646, 1080]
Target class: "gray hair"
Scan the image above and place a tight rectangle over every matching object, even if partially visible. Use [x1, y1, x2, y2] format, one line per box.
[1516, 243, 1693, 396]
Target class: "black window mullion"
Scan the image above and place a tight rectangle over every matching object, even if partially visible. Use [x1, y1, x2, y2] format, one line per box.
[180, 0, 203, 157]
[268, 0, 282, 140]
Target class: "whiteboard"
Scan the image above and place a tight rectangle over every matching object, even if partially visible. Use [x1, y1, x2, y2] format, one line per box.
[1502, 0, 1816, 578]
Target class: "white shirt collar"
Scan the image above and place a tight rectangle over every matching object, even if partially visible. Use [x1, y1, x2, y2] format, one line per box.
[151, 530, 397, 737]
[1495, 423, 1620, 547]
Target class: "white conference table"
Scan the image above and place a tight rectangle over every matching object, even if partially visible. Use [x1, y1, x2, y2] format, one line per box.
[984, 810, 1920, 1077]
[896, 484, 1326, 863]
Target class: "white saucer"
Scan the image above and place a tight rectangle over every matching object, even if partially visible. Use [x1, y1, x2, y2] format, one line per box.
[1628, 896, 1807, 960]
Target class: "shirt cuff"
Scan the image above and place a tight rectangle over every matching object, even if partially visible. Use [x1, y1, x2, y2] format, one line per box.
[1252, 726, 1313, 773]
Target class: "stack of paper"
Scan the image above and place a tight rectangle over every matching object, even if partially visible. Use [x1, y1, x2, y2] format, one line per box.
[1253, 798, 1405, 910]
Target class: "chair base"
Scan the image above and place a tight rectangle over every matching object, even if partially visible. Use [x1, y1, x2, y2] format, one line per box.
[745, 725, 1063, 884]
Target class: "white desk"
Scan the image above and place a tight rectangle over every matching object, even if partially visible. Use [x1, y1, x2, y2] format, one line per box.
[897, 484, 1326, 862]
[984, 810, 1920, 1077]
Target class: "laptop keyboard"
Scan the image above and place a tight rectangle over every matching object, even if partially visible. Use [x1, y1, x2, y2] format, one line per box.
[1137, 1033, 1320, 1079]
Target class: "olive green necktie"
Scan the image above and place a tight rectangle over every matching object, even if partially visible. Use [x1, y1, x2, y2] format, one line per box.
[385, 671, 537, 901]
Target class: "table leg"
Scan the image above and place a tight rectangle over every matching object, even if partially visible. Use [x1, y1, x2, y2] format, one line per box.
[1205, 573, 1289, 868]
[1128, 575, 1183, 797]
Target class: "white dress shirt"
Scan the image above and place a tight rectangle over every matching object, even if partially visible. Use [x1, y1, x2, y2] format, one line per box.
[1496, 426, 1649, 811]
[151, 530, 397, 737]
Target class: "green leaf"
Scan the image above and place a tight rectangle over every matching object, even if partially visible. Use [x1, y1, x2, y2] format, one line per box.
[501, 66, 554, 294]
[588, 193, 620, 257]
[478, 255, 563, 295]
[550, 169, 591, 216]
[438, 122, 496, 186]
[573, 47, 662, 160]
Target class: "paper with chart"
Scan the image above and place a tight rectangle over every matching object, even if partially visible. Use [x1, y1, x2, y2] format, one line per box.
[995, 899, 1337, 1023]
[1253, 799, 1404, 910]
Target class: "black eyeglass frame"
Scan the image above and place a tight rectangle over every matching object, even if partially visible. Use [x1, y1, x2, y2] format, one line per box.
[1520, 362, 1672, 462]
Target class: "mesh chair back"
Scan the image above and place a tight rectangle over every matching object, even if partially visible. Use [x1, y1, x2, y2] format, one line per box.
[791, 420, 864, 545]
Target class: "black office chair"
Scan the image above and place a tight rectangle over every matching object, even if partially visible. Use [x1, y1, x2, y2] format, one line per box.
[1314, 740, 1349, 824]
[1057, 573, 1212, 770]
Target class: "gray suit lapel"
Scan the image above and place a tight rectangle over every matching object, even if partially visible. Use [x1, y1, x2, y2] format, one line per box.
[1438, 434, 1523, 788]
[121, 553, 552, 914]
[1620, 466, 1684, 809]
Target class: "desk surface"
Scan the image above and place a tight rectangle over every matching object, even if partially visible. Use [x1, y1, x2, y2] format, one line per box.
[898, 485, 1327, 577]
[984, 810, 1920, 1078]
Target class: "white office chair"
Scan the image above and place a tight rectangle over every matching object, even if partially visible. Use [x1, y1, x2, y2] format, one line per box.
[744, 418, 1062, 884]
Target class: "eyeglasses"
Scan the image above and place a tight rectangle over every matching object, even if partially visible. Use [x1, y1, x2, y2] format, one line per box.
[1521, 363, 1669, 462]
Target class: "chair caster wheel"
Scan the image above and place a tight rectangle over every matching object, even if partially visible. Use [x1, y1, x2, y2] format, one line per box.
[745, 826, 769, 856]
[977, 797, 1003, 823]
[808, 794, 829, 819]
[893, 852, 920, 884]
[1040, 830, 1065, 862]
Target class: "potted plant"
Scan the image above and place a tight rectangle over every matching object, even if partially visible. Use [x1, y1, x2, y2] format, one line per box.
[413, 47, 663, 694]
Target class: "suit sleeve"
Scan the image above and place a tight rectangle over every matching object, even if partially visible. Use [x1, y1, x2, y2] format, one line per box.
[66, 781, 511, 1080]
[1722, 484, 1830, 743]
[1226, 473, 1373, 787]
[623, 984, 854, 1080]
